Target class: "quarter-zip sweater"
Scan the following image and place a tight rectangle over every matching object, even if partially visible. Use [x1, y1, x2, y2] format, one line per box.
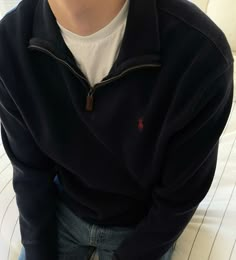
[0, 0, 234, 260]
[57, 0, 129, 88]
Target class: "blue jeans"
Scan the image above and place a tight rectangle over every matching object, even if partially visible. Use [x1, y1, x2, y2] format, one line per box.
[18, 177, 175, 260]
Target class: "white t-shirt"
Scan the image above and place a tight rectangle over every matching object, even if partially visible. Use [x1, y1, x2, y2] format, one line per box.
[57, 0, 129, 87]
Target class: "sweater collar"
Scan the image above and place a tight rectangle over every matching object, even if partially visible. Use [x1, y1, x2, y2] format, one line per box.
[28, 0, 161, 72]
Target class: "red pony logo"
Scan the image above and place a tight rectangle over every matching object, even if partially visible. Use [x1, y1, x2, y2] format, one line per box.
[137, 118, 144, 131]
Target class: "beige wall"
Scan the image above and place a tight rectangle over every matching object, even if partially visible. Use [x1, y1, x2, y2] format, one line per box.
[190, 0, 209, 12]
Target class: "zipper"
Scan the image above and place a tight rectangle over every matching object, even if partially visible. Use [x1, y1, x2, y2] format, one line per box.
[86, 87, 95, 112]
[86, 63, 161, 111]
[28, 44, 161, 112]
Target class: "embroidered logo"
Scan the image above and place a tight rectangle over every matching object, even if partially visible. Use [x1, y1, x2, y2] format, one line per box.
[137, 118, 144, 131]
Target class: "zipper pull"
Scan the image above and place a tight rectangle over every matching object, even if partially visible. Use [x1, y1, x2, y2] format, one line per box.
[86, 88, 95, 112]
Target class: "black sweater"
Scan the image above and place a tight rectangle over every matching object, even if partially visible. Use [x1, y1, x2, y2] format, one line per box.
[0, 0, 234, 259]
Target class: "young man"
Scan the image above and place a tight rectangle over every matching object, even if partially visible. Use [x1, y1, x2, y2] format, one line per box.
[0, 0, 234, 259]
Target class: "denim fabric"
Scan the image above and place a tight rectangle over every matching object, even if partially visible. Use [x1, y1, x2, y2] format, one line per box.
[18, 199, 175, 260]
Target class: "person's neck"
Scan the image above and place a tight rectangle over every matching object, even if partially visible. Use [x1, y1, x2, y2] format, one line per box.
[48, 0, 126, 36]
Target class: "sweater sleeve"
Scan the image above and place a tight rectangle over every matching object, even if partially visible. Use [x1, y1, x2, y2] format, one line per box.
[114, 61, 234, 260]
[0, 77, 58, 260]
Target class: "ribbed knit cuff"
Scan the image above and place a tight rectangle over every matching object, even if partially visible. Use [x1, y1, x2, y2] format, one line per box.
[112, 252, 120, 260]
[24, 243, 57, 260]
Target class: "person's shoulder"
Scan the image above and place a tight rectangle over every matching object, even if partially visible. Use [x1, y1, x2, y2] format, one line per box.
[0, 0, 37, 35]
[156, 0, 234, 66]
[0, 0, 39, 80]
[0, 0, 38, 61]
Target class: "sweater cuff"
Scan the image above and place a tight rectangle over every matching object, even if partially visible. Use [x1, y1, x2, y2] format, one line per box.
[112, 252, 120, 260]
[24, 243, 57, 260]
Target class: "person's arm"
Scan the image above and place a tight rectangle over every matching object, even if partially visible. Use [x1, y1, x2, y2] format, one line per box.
[113, 58, 234, 260]
[0, 77, 58, 260]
